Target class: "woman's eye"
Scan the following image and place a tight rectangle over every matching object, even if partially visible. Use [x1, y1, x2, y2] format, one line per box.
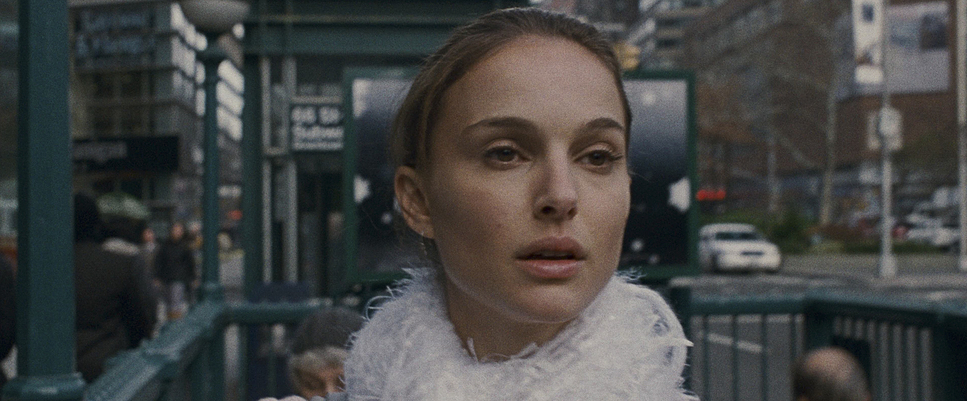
[582, 149, 621, 168]
[484, 147, 519, 163]
[586, 150, 610, 166]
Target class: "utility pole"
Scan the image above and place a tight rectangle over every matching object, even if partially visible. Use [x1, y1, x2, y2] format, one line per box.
[957, 0, 967, 271]
[767, 129, 779, 215]
[878, 0, 897, 278]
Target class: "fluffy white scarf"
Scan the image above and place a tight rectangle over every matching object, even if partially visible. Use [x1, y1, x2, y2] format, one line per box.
[343, 270, 697, 400]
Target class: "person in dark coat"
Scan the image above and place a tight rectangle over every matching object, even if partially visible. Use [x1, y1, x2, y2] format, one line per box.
[74, 193, 157, 383]
[153, 221, 197, 320]
[0, 253, 15, 388]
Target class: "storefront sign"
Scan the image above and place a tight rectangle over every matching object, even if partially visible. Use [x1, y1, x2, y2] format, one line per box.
[73, 136, 179, 173]
[73, 8, 157, 67]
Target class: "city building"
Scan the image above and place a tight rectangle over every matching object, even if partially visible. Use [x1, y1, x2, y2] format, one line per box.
[682, 0, 958, 226]
[626, 0, 723, 69]
[0, 0, 16, 260]
[68, 0, 244, 237]
[0, 0, 245, 259]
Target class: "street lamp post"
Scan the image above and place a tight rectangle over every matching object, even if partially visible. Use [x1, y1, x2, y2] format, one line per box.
[877, 0, 897, 278]
[178, 1, 248, 399]
[179, 0, 250, 302]
[197, 35, 227, 302]
[957, 0, 967, 272]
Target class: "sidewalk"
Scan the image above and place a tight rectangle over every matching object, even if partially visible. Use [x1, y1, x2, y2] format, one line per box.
[782, 253, 967, 301]
[784, 253, 966, 279]
[680, 253, 967, 302]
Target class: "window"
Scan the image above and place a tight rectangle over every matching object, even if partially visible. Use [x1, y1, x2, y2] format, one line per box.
[657, 38, 681, 48]
[118, 71, 147, 98]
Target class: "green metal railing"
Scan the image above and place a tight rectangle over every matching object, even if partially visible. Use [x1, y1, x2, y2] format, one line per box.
[84, 300, 323, 401]
[669, 286, 967, 401]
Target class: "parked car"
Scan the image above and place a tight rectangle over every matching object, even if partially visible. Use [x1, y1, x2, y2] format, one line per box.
[699, 223, 782, 273]
[905, 221, 961, 251]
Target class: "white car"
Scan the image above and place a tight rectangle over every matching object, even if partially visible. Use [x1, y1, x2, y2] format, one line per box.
[699, 223, 782, 273]
[906, 222, 961, 250]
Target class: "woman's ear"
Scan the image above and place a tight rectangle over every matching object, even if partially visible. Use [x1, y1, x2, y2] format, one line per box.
[394, 166, 434, 238]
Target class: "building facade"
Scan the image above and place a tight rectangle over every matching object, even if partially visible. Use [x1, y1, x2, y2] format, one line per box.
[68, 0, 244, 238]
[682, 0, 958, 225]
[0, 0, 14, 260]
[626, 0, 723, 69]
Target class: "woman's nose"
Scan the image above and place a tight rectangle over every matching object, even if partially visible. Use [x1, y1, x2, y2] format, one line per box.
[533, 159, 578, 220]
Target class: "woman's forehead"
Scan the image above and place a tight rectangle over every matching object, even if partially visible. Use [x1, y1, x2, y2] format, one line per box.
[435, 36, 625, 134]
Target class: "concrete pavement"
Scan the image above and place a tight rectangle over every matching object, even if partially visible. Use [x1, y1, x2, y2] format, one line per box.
[781, 253, 967, 292]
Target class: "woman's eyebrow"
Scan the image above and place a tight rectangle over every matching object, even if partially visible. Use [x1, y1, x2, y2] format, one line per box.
[460, 116, 537, 137]
[580, 117, 625, 134]
[461, 116, 624, 137]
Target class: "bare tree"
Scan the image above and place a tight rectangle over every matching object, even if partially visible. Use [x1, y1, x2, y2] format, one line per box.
[685, 0, 850, 220]
[768, 0, 851, 225]
[696, 76, 753, 199]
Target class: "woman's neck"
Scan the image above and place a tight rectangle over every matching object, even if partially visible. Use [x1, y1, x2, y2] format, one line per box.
[443, 279, 570, 361]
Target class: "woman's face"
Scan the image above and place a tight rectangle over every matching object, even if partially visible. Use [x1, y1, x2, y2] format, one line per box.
[296, 364, 344, 398]
[170, 223, 184, 241]
[398, 36, 629, 331]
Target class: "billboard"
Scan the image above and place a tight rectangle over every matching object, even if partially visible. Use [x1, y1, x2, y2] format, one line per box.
[854, 1, 950, 94]
[852, 0, 886, 84]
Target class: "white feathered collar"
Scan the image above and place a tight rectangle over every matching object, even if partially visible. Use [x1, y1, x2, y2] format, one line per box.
[343, 270, 696, 400]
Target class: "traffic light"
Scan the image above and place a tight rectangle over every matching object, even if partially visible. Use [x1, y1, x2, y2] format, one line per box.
[613, 41, 641, 71]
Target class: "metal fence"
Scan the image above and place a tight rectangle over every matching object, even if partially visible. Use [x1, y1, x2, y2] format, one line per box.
[84, 301, 323, 401]
[669, 286, 967, 401]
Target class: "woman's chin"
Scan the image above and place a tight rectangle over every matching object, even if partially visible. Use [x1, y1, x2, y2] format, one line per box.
[507, 287, 598, 325]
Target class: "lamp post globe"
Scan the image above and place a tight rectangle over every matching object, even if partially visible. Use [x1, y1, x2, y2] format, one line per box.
[179, 0, 250, 35]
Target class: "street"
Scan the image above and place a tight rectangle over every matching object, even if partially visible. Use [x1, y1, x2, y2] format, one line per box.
[676, 253, 967, 401]
[684, 253, 967, 301]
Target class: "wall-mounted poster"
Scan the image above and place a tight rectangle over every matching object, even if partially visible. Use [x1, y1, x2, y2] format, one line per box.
[620, 72, 698, 280]
[343, 68, 417, 286]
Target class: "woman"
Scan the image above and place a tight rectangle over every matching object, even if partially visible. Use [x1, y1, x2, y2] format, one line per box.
[153, 221, 197, 320]
[288, 307, 366, 399]
[266, 7, 694, 400]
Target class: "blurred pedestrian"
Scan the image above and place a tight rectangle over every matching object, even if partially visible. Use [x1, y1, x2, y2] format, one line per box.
[102, 217, 144, 257]
[287, 307, 365, 399]
[153, 221, 197, 321]
[186, 221, 203, 254]
[141, 227, 158, 277]
[102, 216, 154, 281]
[793, 346, 872, 401]
[74, 193, 157, 382]
[0, 252, 15, 388]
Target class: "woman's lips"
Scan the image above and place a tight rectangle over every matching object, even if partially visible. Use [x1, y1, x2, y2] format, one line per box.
[515, 237, 586, 280]
[516, 258, 582, 279]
